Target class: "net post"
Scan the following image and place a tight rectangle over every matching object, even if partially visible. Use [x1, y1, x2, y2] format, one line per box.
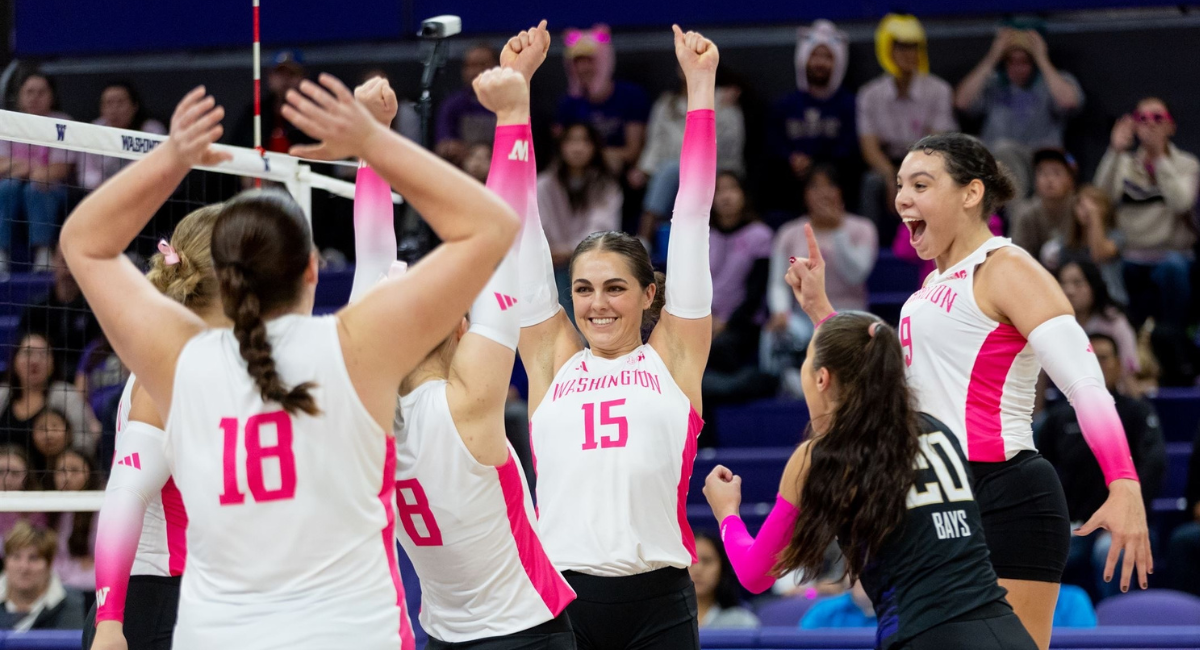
[287, 164, 313, 226]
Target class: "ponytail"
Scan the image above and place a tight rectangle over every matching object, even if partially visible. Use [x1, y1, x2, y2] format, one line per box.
[642, 270, 667, 337]
[775, 312, 921, 582]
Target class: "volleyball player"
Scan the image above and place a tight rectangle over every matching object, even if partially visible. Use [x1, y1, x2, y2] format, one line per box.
[705, 311, 1036, 649]
[60, 80, 518, 649]
[348, 24, 577, 648]
[85, 205, 223, 650]
[515, 25, 715, 650]
[789, 134, 1151, 650]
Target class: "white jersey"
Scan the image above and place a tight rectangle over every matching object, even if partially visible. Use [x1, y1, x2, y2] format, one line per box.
[530, 345, 701, 576]
[899, 237, 1039, 463]
[114, 376, 187, 577]
[164, 315, 411, 650]
[395, 380, 574, 642]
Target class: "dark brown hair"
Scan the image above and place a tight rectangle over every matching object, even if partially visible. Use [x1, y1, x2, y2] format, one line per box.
[910, 133, 1016, 219]
[51, 449, 98, 560]
[555, 122, 617, 213]
[775, 311, 922, 583]
[569, 231, 665, 337]
[211, 190, 320, 416]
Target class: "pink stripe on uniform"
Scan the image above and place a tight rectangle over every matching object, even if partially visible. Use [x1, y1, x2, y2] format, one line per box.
[495, 452, 575, 616]
[676, 407, 703, 563]
[377, 436, 415, 650]
[161, 478, 188, 576]
[964, 323, 1027, 463]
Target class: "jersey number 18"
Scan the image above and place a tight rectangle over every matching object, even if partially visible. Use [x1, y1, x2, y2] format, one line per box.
[218, 411, 298, 505]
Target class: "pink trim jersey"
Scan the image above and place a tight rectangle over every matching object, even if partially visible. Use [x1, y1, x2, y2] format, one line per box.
[395, 380, 574, 642]
[115, 376, 188, 578]
[93, 376, 189, 624]
[899, 237, 1039, 462]
[530, 345, 702, 576]
[164, 315, 413, 650]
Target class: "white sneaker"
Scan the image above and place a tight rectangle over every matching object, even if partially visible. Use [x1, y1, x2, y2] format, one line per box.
[33, 247, 51, 272]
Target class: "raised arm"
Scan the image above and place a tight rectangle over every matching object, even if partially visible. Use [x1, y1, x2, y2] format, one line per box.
[703, 442, 809, 594]
[648, 25, 718, 410]
[349, 77, 401, 304]
[92, 388, 172, 650]
[283, 74, 519, 426]
[446, 23, 549, 466]
[954, 29, 1011, 112]
[1025, 31, 1082, 113]
[59, 88, 223, 413]
[512, 22, 587, 415]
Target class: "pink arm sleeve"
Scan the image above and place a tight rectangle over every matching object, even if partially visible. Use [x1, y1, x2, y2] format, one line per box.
[467, 125, 531, 350]
[1028, 314, 1138, 484]
[719, 494, 800, 594]
[663, 109, 716, 319]
[349, 164, 398, 304]
[94, 421, 172, 624]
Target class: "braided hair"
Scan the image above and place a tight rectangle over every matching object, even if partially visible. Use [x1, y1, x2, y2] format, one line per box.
[211, 190, 319, 416]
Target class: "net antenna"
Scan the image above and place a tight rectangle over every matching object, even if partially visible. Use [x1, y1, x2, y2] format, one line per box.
[253, 0, 264, 188]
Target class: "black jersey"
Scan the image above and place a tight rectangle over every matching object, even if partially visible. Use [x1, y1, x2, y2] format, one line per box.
[846, 413, 1008, 650]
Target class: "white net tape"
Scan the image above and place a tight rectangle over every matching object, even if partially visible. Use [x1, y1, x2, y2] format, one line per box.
[0, 109, 403, 208]
[0, 110, 401, 512]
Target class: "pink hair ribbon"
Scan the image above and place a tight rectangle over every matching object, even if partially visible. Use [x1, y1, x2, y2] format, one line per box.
[157, 239, 180, 266]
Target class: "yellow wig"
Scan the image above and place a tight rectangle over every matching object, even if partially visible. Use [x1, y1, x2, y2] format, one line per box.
[875, 14, 930, 77]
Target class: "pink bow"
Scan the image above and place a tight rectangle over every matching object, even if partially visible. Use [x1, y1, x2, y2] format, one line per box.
[157, 239, 180, 266]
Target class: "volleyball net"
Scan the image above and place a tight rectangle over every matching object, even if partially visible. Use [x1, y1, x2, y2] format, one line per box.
[0, 109, 401, 512]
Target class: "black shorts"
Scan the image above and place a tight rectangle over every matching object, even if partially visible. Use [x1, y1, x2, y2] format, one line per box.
[562, 567, 698, 650]
[895, 601, 1038, 650]
[970, 450, 1070, 583]
[424, 614, 575, 650]
[83, 575, 181, 650]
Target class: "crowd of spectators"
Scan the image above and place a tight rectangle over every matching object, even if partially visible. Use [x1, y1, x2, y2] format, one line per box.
[1, 10, 1200, 629]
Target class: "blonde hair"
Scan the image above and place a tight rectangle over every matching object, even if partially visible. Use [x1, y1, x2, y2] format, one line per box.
[146, 203, 223, 310]
[4, 520, 56, 564]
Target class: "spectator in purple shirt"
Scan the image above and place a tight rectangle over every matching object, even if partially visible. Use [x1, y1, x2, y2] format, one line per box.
[702, 173, 776, 440]
[769, 21, 858, 188]
[955, 21, 1084, 198]
[555, 25, 651, 177]
[434, 43, 499, 166]
[0, 73, 73, 274]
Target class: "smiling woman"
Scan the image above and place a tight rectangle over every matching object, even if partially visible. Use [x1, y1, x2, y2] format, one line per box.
[791, 131, 1153, 650]
[516, 24, 718, 650]
[569, 231, 666, 346]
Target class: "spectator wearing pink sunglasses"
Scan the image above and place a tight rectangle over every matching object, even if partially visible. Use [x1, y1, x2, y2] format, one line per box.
[1094, 97, 1200, 385]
